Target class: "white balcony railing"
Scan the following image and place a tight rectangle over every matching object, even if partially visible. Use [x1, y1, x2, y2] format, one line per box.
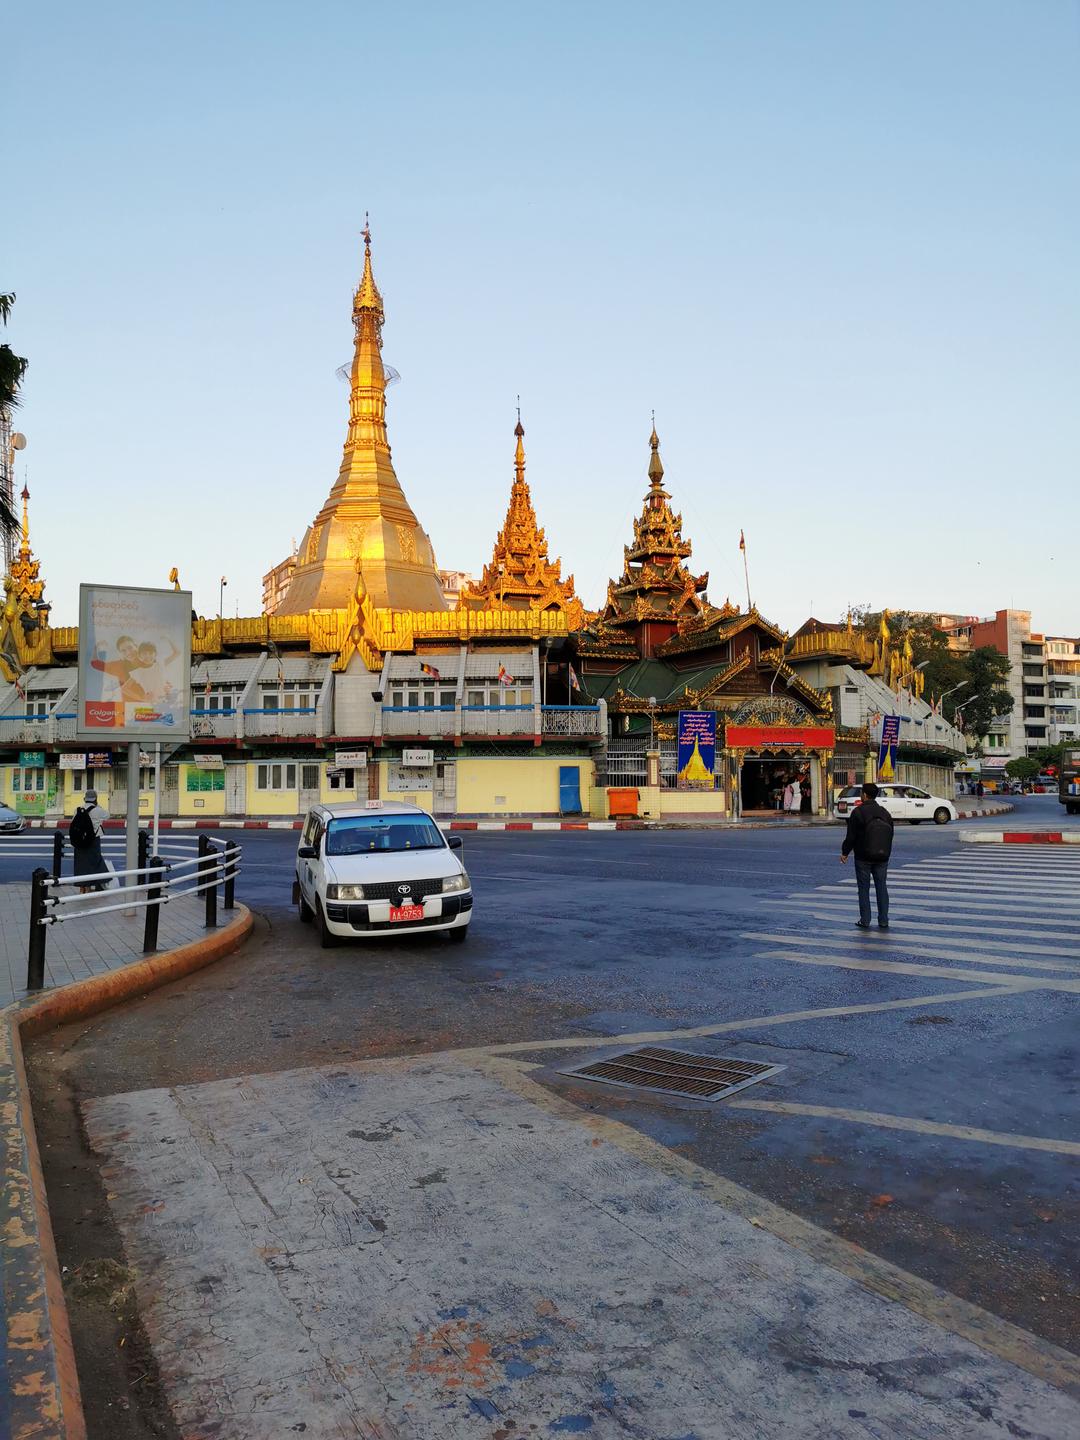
[541, 705, 604, 737]
[381, 706, 457, 737]
[190, 709, 241, 741]
[461, 705, 536, 737]
[242, 707, 319, 738]
[0, 713, 57, 745]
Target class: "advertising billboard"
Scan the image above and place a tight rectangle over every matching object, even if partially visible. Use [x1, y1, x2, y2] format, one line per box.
[77, 585, 192, 742]
[677, 710, 716, 790]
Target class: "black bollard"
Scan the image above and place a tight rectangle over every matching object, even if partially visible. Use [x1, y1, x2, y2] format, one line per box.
[143, 856, 165, 952]
[223, 842, 239, 910]
[52, 831, 64, 881]
[199, 834, 217, 928]
[27, 867, 49, 992]
[138, 827, 149, 880]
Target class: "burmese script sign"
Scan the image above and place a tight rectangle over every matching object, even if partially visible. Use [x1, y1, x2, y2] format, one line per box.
[78, 585, 192, 742]
[676, 711, 717, 790]
[725, 725, 835, 750]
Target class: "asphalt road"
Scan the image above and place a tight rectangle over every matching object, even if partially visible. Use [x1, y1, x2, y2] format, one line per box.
[19, 794, 1080, 1437]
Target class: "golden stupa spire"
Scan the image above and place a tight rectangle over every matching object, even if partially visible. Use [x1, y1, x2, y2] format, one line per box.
[18, 484, 30, 559]
[276, 222, 445, 615]
[9, 484, 45, 610]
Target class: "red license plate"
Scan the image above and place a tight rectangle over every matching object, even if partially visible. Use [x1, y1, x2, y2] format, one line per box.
[389, 904, 425, 922]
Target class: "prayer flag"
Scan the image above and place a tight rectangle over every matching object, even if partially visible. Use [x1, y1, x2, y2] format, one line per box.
[420, 662, 442, 681]
[739, 529, 746, 551]
[568, 664, 581, 693]
[497, 665, 514, 687]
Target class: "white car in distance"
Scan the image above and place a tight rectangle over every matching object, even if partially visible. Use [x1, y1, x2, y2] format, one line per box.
[294, 801, 472, 947]
[834, 783, 958, 825]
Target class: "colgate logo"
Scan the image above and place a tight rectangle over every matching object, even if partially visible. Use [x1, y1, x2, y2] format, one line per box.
[85, 702, 122, 727]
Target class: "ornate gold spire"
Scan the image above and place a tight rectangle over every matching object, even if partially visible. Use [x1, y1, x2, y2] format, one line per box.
[600, 424, 708, 645]
[9, 484, 45, 610]
[459, 412, 584, 626]
[276, 225, 445, 615]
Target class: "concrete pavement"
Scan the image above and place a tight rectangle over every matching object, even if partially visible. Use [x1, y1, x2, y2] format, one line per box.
[83, 1049, 1080, 1439]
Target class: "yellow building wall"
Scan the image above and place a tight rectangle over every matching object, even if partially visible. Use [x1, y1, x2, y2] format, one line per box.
[176, 764, 228, 818]
[319, 768, 363, 804]
[240, 762, 300, 817]
[454, 757, 593, 816]
[659, 790, 728, 816]
[375, 760, 434, 812]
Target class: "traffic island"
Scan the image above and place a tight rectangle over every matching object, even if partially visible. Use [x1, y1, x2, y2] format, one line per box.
[1, 902, 253, 1440]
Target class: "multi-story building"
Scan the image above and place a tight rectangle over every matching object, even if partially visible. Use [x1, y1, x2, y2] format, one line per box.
[1046, 636, 1080, 745]
[940, 609, 1078, 774]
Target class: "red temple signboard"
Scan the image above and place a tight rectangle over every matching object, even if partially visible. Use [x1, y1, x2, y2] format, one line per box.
[725, 725, 836, 749]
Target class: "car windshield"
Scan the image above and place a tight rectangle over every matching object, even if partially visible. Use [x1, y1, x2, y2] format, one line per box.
[325, 815, 445, 855]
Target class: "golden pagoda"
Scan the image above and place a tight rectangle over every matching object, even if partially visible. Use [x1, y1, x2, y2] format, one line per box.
[276, 224, 445, 615]
[0, 485, 48, 681]
[459, 413, 584, 627]
[599, 425, 708, 652]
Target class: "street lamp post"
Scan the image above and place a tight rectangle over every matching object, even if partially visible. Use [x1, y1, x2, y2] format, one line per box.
[219, 575, 228, 624]
[648, 697, 657, 750]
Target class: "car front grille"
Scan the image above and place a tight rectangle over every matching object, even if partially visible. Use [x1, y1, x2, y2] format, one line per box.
[360, 878, 444, 902]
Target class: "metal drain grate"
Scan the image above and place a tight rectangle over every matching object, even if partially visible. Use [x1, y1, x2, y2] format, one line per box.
[565, 1046, 783, 1101]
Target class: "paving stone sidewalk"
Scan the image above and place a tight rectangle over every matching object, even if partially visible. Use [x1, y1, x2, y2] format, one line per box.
[0, 882, 215, 1008]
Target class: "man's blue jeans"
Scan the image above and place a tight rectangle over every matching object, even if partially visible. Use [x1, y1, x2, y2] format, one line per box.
[854, 859, 889, 926]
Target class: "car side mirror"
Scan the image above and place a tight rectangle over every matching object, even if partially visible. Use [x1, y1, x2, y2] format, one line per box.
[297, 844, 316, 859]
[447, 836, 463, 851]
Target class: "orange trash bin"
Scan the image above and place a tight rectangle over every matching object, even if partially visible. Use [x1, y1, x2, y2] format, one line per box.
[606, 787, 640, 818]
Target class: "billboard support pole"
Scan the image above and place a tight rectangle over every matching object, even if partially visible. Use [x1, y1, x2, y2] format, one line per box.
[125, 740, 141, 890]
[152, 740, 161, 856]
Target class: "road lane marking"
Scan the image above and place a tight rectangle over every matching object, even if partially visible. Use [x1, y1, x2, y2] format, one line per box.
[475, 1054, 1080, 1395]
[477, 986, 1026, 1058]
[746, 925, 1080, 958]
[742, 932, 1080, 972]
[724, 1099, 1080, 1157]
[792, 892, 1080, 914]
[772, 899, 1078, 930]
[775, 912, 1080, 946]
[756, 950, 1079, 991]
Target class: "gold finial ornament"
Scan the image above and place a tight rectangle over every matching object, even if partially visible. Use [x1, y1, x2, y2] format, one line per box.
[276, 226, 444, 615]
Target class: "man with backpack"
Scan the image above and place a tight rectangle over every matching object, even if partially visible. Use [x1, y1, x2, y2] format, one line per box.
[70, 788, 108, 893]
[840, 781, 894, 930]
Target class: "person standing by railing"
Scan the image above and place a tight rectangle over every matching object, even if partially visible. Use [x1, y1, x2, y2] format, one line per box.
[69, 788, 108, 894]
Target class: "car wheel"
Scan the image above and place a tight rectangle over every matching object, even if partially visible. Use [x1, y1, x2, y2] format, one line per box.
[297, 881, 313, 923]
[1067, 802, 1079, 816]
[448, 926, 469, 945]
[315, 898, 338, 948]
[909, 819, 922, 825]
[933, 808, 951, 825]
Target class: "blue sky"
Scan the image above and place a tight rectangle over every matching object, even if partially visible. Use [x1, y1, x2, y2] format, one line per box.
[8, 1, 1079, 633]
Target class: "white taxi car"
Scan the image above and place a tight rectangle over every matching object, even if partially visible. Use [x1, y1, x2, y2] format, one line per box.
[834, 783, 958, 825]
[294, 801, 472, 947]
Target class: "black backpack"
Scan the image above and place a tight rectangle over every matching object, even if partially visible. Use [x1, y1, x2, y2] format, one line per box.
[862, 805, 893, 862]
[69, 806, 95, 847]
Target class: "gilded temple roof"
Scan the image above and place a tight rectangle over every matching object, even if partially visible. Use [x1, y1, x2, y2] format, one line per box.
[459, 415, 585, 627]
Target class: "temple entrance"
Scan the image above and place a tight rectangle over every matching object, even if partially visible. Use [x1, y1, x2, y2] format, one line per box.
[739, 757, 813, 816]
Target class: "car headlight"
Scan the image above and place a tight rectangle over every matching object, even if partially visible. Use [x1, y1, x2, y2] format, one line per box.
[325, 884, 365, 900]
[442, 872, 470, 894]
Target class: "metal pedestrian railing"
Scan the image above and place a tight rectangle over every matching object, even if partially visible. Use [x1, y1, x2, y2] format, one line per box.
[23, 831, 242, 993]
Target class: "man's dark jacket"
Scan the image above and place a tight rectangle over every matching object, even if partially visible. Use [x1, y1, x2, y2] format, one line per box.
[842, 799, 894, 862]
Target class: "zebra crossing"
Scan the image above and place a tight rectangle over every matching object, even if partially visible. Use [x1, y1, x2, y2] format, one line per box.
[743, 845, 1080, 989]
